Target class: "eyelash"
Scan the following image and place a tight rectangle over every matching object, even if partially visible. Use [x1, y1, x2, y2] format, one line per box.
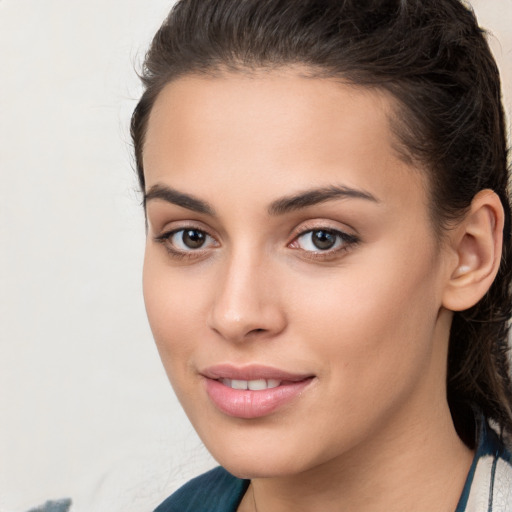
[154, 225, 359, 261]
[289, 227, 359, 261]
[154, 227, 218, 260]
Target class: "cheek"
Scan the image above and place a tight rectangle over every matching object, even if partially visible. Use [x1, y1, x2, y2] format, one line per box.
[291, 241, 442, 402]
[142, 248, 207, 376]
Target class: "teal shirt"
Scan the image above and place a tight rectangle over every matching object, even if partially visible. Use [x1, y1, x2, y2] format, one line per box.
[154, 420, 512, 512]
[154, 466, 249, 512]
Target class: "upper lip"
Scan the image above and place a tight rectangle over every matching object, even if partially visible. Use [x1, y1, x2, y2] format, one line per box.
[200, 364, 314, 382]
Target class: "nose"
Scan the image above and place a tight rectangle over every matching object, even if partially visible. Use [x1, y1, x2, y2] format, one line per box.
[207, 250, 287, 343]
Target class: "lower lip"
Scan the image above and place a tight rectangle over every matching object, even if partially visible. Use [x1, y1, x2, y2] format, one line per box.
[204, 378, 313, 419]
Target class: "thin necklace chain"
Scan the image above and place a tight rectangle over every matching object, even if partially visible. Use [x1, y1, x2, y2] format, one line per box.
[251, 484, 258, 512]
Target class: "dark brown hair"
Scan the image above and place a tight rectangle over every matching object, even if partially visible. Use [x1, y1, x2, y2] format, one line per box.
[131, 0, 512, 444]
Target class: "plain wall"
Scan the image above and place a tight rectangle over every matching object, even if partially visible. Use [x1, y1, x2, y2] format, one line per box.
[0, 2, 215, 511]
[0, 1, 511, 511]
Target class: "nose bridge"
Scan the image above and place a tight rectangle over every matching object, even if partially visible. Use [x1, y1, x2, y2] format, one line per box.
[208, 242, 284, 341]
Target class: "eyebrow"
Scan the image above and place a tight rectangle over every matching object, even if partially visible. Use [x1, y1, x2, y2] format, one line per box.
[144, 183, 378, 216]
[268, 185, 379, 215]
[144, 184, 215, 215]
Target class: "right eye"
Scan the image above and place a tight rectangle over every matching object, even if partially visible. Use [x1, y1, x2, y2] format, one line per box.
[156, 228, 218, 254]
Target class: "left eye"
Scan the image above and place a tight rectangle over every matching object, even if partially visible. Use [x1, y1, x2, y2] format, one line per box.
[167, 229, 215, 251]
[294, 229, 349, 252]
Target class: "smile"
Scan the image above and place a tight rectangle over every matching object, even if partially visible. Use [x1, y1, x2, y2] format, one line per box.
[219, 378, 281, 390]
[201, 365, 315, 419]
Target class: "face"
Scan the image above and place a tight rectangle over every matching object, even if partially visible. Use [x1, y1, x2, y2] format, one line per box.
[142, 70, 453, 478]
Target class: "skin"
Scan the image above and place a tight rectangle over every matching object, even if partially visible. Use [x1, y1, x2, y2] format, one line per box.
[142, 70, 483, 511]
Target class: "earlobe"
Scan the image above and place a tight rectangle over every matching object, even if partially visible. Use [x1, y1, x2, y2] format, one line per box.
[442, 189, 504, 312]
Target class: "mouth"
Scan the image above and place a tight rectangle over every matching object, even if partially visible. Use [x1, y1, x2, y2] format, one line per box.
[218, 378, 282, 390]
[201, 364, 315, 419]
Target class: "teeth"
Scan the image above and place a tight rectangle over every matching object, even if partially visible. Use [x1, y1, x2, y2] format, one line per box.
[220, 378, 282, 390]
[248, 379, 267, 391]
[231, 379, 247, 390]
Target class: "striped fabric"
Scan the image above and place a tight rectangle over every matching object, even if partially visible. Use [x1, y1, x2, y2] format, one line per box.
[458, 419, 512, 511]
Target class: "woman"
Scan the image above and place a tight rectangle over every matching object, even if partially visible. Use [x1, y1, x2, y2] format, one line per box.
[132, 0, 512, 510]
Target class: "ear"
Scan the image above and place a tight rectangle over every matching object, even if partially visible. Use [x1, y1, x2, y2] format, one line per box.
[442, 189, 504, 312]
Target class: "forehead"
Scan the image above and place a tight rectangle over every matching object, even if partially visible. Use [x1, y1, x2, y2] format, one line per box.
[146, 71, 394, 157]
[143, 70, 427, 214]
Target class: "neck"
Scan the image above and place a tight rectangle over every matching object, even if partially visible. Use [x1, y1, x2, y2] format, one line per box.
[242, 402, 472, 512]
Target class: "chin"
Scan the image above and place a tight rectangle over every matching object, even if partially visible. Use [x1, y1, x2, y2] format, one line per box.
[195, 423, 327, 480]
[215, 452, 310, 480]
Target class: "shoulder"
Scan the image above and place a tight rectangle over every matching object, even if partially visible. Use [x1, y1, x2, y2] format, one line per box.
[461, 420, 512, 512]
[154, 466, 249, 512]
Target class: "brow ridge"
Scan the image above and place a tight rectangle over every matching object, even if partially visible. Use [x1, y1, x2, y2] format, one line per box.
[268, 185, 378, 215]
[144, 183, 377, 216]
[144, 184, 215, 215]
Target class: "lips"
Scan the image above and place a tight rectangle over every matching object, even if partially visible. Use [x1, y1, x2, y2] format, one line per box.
[201, 364, 315, 419]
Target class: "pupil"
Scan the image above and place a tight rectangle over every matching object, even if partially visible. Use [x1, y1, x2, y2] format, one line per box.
[183, 230, 205, 249]
[312, 230, 336, 250]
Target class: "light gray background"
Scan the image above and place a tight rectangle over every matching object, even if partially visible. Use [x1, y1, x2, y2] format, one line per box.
[0, 1, 510, 511]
